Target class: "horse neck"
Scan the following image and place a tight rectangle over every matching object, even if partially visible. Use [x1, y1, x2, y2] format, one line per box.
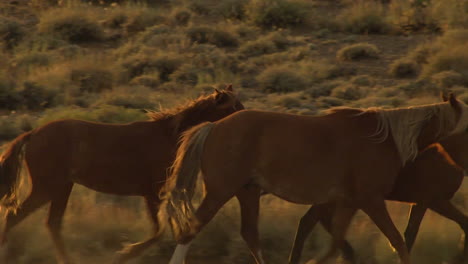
[171, 108, 212, 135]
[439, 135, 468, 170]
[416, 113, 454, 151]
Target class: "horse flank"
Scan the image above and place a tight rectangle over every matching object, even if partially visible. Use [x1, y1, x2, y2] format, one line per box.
[161, 122, 216, 240]
[331, 103, 460, 164]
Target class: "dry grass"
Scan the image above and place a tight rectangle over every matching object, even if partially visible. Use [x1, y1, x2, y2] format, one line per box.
[1, 1, 468, 262]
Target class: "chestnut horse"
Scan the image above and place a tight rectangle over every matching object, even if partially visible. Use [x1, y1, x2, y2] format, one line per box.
[0, 86, 243, 264]
[161, 94, 468, 264]
[289, 131, 468, 264]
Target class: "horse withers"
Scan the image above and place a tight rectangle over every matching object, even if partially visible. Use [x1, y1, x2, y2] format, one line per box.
[0, 85, 243, 264]
[162, 94, 468, 264]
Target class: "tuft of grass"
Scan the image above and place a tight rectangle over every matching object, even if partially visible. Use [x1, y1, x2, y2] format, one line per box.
[331, 84, 368, 101]
[216, 0, 249, 20]
[186, 26, 239, 48]
[337, 1, 393, 34]
[38, 8, 104, 43]
[421, 45, 468, 85]
[238, 38, 277, 58]
[257, 65, 308, 93]
[431, 71, 465, 88]
[247, 0, 310, 29]
[350, 75, 375, 86]
[388, 59, 420, 78]
[336, 42, 380, 61]
[0, 78, 20, 110]
[121, 53, 183, 81]
[70, 67, 114, 93]
[0, 16, 25, 49]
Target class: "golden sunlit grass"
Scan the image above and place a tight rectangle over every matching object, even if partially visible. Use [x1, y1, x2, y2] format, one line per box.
[1, 0, 468, 263]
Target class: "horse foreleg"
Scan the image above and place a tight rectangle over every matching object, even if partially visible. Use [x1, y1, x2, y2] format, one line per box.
[47, 183, 73, 264]
[316, 203, 356, 264]
[361, 199, 410, 264]
[236, 185, 265, 264]
[428, 200, 468, 261]
[289, 203, 332, 264]
[403, 204, 427, 252]
[169, 191, 235, 264]
[0, 188, 50, 245]
[114, 196, 163, 264]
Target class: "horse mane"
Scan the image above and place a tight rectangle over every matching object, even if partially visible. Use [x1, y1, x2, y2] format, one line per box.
[329, 103, 459, 165]
[146, 90, 234, 132]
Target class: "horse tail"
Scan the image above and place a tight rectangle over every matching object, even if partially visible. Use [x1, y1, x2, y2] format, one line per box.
[0, 131, 32, 212]
[160, 122, 215, 241]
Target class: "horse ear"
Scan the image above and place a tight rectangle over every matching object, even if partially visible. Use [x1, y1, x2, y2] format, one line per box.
[225, 84, 233, 92]
[441, 92, 449, 102]
[449, 93, 462, 113]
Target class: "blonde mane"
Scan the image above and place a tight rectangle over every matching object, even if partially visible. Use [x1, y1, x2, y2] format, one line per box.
[368, 103, 458, 164]
[328, 102, 463, 164]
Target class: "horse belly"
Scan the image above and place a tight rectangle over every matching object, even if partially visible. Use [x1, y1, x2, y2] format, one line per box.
[254, 162, 345, 204]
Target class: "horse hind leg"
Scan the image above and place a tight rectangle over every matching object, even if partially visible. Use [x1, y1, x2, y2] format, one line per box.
[289, 203, 334, 264]
[114, 196, 163, 264]
[318, 204, 356, 263]
[46, 182, 73, 264]
[169, 189, 237, 264]
[236, 185, 265, 264]
[0, 187, 50, 246]
[361, 199, 411, 264]
[404, 204, 427, 252]
[315, 203, 356, 264]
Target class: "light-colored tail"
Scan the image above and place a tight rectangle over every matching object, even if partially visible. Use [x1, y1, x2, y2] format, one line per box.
[160, 122, 215, 241]
[0, 131, 32, 212]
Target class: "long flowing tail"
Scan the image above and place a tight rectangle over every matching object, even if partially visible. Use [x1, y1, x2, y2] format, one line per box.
[160, 122, 215, 241]
[0, 131, 32, 212]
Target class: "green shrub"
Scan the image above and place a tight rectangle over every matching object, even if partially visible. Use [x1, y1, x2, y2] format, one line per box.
[170, 64, 203, 86]
[248, 0, 309, 29]
[431, 71, 465, 88]
[0, 116, 22, 141]
[257, 65, 308, 93]
[70, 68, 114, 93]
[0, 79, 20, 110]
[304, 81, 343, 98]
[186, 26, 239, 48]
[273, 93, 302, 108]
[217, 0, 249, 20]
[388, 59, 419, 78]
[351, 75, 375, 86]
[316, 96, 344, 107]
[421, 45, 468, 85]
[0, 16, 25, 49]
[130, 75, 160, 89]
[170, 8, 192, 26]
[336, 43, 380, 61]
[238, 38, 277, 57]
[38, 9, 104, 43]
[20, 81, 60, 110]
[331, 84, 368, 100]
[121, 54, 183, 81]
[14, 52, 54, 72]
[93, 89, 155, 109]
[337, 1, 392, 34]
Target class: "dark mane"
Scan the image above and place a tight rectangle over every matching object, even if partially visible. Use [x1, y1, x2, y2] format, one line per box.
[146, 91, 232, 121]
